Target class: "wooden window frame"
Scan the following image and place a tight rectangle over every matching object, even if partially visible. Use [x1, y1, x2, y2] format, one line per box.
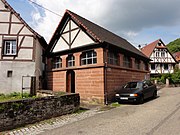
[135, 59, 140, 69]
[123, 55, 132, 68]
[107, 52, 118, 65]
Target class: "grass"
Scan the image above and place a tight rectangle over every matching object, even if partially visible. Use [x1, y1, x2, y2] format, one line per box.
[99, 102, 121, 111]
[0, 92, 37, 102]
[110, 102, 121, 107]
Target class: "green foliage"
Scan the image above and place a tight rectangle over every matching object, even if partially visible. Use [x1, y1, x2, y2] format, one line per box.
[167, 38, 180, 53]
[151, 69, 180, 84]
[171, 69, 180, 84]
[0, 92, 34, 102]
[160, 74, 172, 84]
[110, 102, 121, 107]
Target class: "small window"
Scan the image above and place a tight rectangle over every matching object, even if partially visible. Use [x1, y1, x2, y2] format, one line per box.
[108, 52, 118, 65]
[81, 50, 97, 65]
[52, 57, 62, 69]
[144, 62, 148, 71]
[161, 51, 165, 57]
[3, 40, 17, 55]
[123, 55, 132, 68]
[156, 52, 160, 57]
[135, 59, 140, 69]
[7, 70, 13, 77]
[151, 64, 155, 70]
[164, 64, 168, 70]
[67, 55, 75, 67]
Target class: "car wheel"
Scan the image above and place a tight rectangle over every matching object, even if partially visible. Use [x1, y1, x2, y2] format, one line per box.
[139, 95, 144, 104]
[153, 91, 157, 99]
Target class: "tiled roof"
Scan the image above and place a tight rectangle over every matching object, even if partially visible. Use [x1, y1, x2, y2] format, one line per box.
[48, 10, 149, 60]
[173, 51, 180, 61]
[141, 39, 160, 57]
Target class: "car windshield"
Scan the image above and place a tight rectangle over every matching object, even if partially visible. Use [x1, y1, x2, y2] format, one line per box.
[124, 82, 142, 89]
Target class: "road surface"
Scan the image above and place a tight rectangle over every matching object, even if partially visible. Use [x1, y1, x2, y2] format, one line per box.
[40, 87, 180, 135]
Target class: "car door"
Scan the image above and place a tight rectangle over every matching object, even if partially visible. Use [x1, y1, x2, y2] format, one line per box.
[143, 81, 154, 99]
[142, 82, 149, 99]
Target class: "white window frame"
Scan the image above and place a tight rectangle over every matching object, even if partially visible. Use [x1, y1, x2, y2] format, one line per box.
[67, 55, 75, 67]
[4, 40, 17, 55]
[52, 57, 62, 69]
[81, 50, 97, 65]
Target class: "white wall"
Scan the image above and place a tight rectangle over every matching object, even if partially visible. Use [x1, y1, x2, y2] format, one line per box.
[0, 61, 35, 94]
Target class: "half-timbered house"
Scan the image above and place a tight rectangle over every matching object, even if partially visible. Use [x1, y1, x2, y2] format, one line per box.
[45, 10, 150, 104]
[173, 51, 180, 69]
[0, 0, 47, 93]
[141, 39, 177, 76]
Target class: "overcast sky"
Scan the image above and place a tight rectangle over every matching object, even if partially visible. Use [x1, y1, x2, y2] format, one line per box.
[7, 0, 180, 47]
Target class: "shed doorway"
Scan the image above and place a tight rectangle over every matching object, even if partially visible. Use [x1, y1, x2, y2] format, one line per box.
[66, 70, 75, 93]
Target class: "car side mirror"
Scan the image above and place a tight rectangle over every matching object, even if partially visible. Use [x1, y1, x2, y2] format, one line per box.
[143, 84, 148, 89]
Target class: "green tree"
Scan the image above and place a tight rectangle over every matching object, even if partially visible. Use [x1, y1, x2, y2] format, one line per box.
[166, 38, 180, 53]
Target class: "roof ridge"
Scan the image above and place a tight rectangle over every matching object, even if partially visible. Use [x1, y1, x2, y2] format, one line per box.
[66, 10, 102, 43]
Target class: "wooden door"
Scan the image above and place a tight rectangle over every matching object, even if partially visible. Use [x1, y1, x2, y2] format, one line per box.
[66, 70, 75, 93]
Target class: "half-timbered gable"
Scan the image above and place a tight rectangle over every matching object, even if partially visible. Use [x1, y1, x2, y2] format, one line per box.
[0, 0, 47, 93]
[141, 39, 177, 75]
[46, 10, 150, 104]
[52, 19, 95, 53]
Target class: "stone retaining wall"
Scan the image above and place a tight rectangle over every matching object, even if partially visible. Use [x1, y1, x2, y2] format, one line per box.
[0, 93, 80, 132]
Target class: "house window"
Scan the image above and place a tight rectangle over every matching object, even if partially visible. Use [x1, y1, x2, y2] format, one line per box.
[161, 51, 165, 57]
[151, 63, 155, 70]
[123, 55, 131, 68]
[144, 62, 149, 71]
[52, 57, 62, 69]
[3, 40, 17, 55]
[67, 55, 75, 67]
[81, 50, 97, 65]
[156, 51, 160, 57]
[135, 59, 140, 69]
[164, 64, 168, 70]
[107, 52, 118, 65]
[7, 70, 13, 77]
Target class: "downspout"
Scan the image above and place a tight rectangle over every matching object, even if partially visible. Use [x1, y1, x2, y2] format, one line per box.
[104, 47, 108, 105]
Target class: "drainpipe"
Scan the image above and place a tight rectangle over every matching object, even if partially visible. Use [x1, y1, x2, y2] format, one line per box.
[104, 47, 108, 105]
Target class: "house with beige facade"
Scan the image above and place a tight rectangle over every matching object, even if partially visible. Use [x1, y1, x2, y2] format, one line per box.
[45, 10, 150, 104]
[0, 0, 47, 93]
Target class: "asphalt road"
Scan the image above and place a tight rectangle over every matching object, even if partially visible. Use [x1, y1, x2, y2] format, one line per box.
[40, 87, 180, 135]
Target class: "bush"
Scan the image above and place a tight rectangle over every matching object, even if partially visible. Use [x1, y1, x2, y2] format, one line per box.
[171, 69, 180, 84]
[160, 74, 172, 84]
[151, 69, 180, 84]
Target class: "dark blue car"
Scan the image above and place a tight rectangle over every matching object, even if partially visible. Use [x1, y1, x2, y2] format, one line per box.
[115, 80, 157, 104]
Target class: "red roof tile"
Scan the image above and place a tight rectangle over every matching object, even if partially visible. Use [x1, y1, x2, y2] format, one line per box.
[141, 39, 160, 57]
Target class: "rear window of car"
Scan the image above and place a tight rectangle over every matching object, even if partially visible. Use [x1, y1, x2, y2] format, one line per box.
[124, 82, 142, 89]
